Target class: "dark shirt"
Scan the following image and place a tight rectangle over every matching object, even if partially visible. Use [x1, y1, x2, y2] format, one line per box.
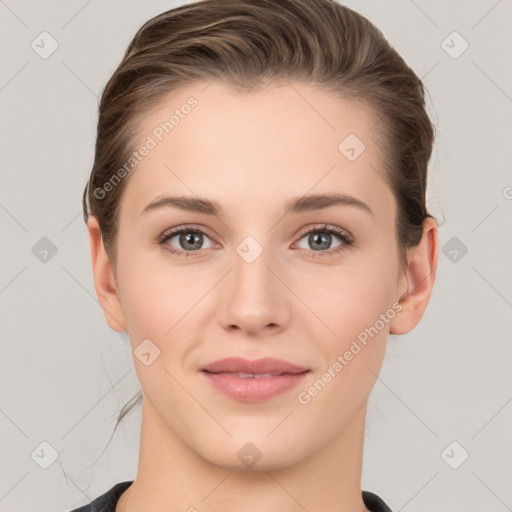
[68, 480, 393, 512]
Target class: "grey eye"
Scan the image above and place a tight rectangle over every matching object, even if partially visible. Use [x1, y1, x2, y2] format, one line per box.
[166, 230, 214, 251]
[296, 231, 342, 251]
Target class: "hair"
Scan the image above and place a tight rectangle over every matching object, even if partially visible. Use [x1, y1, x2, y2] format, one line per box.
[82, 0, 437, 437]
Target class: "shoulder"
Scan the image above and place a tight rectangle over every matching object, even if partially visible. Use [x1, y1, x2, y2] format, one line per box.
[67, 482, 390, 512]
[67, 481, 133, 512]
[362, 490, 394, 512]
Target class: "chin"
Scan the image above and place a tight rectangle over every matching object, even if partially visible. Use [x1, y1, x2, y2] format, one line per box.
[191, 427, 311, 472]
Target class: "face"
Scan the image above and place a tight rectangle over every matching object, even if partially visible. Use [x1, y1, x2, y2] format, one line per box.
[92, 80, 414, 470]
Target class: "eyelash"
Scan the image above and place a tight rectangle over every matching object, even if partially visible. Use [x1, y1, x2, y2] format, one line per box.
[157, 224, 354, 258]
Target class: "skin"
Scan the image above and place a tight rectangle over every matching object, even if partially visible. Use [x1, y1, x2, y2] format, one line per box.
[87, 80, 438, 512]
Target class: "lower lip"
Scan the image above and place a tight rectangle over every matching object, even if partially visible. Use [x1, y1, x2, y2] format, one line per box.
[202, 371, 310, 402]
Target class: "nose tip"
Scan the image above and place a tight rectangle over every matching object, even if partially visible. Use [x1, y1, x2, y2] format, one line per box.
[218, 255, 290, 336]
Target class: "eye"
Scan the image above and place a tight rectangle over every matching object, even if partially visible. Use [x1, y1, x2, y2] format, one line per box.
[295, 224, 353, 256]
[158, 223, 353, 258]
[158, 225, 216, 257]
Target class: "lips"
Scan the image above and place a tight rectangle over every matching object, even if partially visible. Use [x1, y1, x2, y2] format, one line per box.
[201, 357, 310, 402]
[230, 372, 281, 379]
[202, 357, 309, 375]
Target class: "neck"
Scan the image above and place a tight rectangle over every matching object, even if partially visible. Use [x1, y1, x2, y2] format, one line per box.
[116, 399, 370, 512]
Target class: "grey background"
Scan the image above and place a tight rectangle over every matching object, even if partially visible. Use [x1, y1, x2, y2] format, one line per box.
[1, 1, 511, 511]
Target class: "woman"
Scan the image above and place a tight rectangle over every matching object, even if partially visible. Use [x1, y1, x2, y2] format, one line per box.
[73, 0, 438, 510]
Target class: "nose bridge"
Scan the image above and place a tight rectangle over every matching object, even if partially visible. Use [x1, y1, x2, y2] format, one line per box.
[233, 240, 273, 293]
[218, 233, 290, 334]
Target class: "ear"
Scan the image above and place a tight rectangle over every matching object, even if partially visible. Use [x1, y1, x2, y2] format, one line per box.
[390, 217, 439, 335]
[87, 215, 127, 333]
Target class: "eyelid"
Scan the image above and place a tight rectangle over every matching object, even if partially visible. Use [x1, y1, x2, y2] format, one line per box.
[295, 223, 353, 242]
[158, 224, 218, 243]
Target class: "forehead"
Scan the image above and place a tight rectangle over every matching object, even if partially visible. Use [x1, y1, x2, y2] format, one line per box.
[119, 80, 393, 222]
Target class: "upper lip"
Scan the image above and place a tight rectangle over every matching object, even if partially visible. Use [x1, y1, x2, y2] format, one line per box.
[202, 357, 309, 375]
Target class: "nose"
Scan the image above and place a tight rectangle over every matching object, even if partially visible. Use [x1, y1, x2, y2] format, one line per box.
[217, 243, 291, 337]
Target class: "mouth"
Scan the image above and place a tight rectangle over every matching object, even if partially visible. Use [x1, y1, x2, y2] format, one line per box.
[207, 372, 298, 379]
[201, 357, 311, 402]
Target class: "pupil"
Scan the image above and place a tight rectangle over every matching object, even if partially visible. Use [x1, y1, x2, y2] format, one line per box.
[181, 232, 201, 250]
[311, 233, 330, 250]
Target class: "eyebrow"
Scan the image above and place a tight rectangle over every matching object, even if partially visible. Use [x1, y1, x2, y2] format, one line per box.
[141, 192, 373, 217]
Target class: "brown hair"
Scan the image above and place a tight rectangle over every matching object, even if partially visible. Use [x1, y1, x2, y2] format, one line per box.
[83, 0, 437, 433]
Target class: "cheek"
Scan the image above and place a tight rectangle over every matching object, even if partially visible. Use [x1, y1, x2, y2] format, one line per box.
[296, 265, 393, 420]
[295, 250, 398, 411]
[116, 246, 208, 338]
[302, 252, 398, 346]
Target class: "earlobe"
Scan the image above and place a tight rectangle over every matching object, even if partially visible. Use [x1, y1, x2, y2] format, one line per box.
[87, 216, 127, 333]
[389, 217, 439, 335]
